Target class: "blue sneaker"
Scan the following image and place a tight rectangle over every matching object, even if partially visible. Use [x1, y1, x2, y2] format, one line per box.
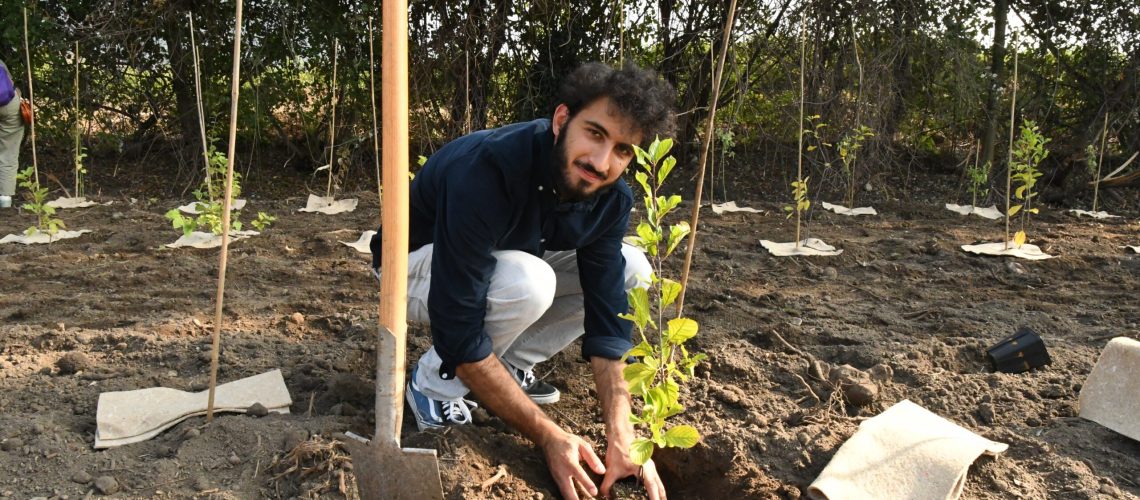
[405, 371, 478, 431]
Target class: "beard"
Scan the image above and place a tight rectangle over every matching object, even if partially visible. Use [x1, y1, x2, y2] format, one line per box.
[552, 124, 608, 203]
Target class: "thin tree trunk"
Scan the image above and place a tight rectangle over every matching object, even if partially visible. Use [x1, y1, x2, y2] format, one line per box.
[980, 0, 1009, 172]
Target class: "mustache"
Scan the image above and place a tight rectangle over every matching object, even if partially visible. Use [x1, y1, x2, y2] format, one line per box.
[574, 159, 604, 179]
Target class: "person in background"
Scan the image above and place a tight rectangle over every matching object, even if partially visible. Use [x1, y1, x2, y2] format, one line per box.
[0, 57, 24, 209]
[371, 62, 676, 499]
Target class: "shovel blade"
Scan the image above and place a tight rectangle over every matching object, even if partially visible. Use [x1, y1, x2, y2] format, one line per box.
[346, 440, 443, 500]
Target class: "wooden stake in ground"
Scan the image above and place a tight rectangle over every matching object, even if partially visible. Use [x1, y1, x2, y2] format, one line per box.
[795, 11, 807, 248]
[325, 40, 339, 199]
[23, 7, 39, 184]
[676, 0, 738, 316]
[368, 18, 382, 216]
[1093, 112, 1108, 212]
[1003, 34, 1018, 250]
[73, 41, 83, 198]
[207, 0, 245, 422]
[190, 13, 215, 202]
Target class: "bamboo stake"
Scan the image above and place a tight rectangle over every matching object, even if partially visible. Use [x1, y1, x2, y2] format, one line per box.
[74, 41, 81, 198]
[325, 40, 339, 199]
[22, 8, 39, 185]
[849, 19, 864, 208]
[369, 18, 382, 218]
[676, 0, 738, 316]
[1092, 112, 1108, 212]
[1004, 34, 1018, 250]
[207, 0, 245, 422]
[971, 139, 981, 207]
[794, 11, 806, 249]
[190, 14, 214, 202]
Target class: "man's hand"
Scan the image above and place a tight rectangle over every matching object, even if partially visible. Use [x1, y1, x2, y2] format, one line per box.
[590, 357, 667, 499]
[599, 452, 666, 500]
[458, 355, 603, 498]
[540, 428, 606, 499]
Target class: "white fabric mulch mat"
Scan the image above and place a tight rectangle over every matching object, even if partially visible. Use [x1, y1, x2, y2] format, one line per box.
[961, 241, 1053, 260]
[166, 230, 260, 249]
[760, 238, 843, 256]
[945, 203, 1003, 220]
[177, 199, 246, 214]
[711, 201, 764, 215]
[1, 229, 92, 245]
[46, 197, 113, 209]
[822, 202, 877, 216]
[298, 194, 358, 214]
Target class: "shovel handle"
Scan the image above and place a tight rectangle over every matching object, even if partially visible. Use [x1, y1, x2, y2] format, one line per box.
[376, 0, 409, 447]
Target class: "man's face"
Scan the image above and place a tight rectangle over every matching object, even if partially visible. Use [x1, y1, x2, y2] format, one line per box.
[551, 97, 643, 202]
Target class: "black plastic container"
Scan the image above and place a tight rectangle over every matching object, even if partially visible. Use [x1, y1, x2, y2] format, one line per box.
[986, 327, 1052, 373]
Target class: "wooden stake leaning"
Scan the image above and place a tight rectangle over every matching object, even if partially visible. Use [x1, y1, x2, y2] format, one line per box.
[795, 11, 807, 248]
[190, 13, 215, 202]
[325, 40, 339, 199]
[23, 7, 39, 184]
[1003, 34, 1018, 250]
[676, 0, 738, 316]
[369, 18, 382, 215]
[74, 41, 83, 199]
[1093, 112, 1108, 212]
[207, 0, 246, 422]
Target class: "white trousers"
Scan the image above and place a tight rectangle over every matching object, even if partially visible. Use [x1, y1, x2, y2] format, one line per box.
[408, 243, 652, 401]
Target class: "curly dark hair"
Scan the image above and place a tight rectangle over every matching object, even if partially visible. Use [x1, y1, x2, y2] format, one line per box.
[556, 62, 677, 145]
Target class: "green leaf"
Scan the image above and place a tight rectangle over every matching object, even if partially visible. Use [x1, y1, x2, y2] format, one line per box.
[655, 138, 674, 162]
[661, 279, 682, 308]
[663, 425, 700, 449]
[628, 287, 651, 330]
[666, 318, 698, 344]
[624, 362, 655, 394]
[635, 171, 651, 196]
[667, 221, 690, 256]
[627, 340, 654, 358]
[630, 438, 654, 466]
[659, 156, 677, 185]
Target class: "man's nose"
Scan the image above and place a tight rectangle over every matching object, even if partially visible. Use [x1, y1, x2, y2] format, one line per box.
[590, 147, 614, 176]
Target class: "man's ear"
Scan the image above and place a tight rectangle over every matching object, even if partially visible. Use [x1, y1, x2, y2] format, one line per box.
[552, 104, 570, 139]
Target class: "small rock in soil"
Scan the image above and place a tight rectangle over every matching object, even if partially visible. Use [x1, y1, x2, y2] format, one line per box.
[70, 471, 92, 484]
[978, 403, 995, 425]
[197, 351, 213, 363]
[247, 402, 269, 417]
[31, 423, 44, 435]
[1, 438, 24, 452]
[843, 381, 879, 407]
[55, 353, 91, 375]
[182, 428, 201, 440]
[93, 476, 119, 495]
[822, 267, 838, 280]
[290, 312, 305, 325]
[868, 363, 893, 382]
[228, 452, 242, 465]
[193, 476, 210, 492]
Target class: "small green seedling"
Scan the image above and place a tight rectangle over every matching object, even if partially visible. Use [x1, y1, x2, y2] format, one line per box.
[836, 125, 874, 208]
[967, 161, 990, 208]
[17, 167, 65, 236]
[164, 144, 274, 236]
[1007, 120, 1048, 247]
[621, 137, 705, 466]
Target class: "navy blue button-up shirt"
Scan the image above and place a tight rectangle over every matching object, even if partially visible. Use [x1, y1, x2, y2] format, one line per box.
[372, 118, 635, 378]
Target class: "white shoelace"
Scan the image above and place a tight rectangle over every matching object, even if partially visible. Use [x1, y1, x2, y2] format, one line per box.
[441, 398, 478, 425]
[517, 369, 536, 388]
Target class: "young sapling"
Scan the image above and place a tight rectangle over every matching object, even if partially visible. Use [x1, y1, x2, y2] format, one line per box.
[17, 167, 65, 236]
[1007, 120, 1048, 247]
[621, 137, 704, 465]
[836, 125, 874, 208]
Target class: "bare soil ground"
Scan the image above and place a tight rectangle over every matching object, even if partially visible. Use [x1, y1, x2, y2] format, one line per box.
[1, 177, 1138, 499]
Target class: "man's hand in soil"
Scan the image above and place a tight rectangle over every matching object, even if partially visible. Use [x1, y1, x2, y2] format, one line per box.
[591, 357, 667, 499]
[457, 355, 605, 499]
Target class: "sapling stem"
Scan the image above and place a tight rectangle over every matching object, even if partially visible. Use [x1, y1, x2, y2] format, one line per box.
[325, 40, 339, 199]
[971, 140, 981, 207]
[190, 14, 214, 202]
[677, 0, 737, 315]
[23, 7, 39, 185]
[207, 0, 245, 422]
[849, 18, 863, 209]
[1093, 112, 1108, 212]
[368, 18, 381, 220]
[1004, 34, 1018, 250]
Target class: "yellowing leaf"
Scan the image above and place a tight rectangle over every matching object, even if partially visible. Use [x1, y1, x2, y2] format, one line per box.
[663, 425, 700, 448]
[1007, 204, 1022, 217]
[661, 279, 682, 308]
[630, 438, 654, 466]
[667, 318, 698, 344]
[1013, 230, 1027, 247]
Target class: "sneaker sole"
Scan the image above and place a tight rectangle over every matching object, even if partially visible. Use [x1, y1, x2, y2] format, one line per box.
[405, 384, 444, 432]
[529, 390, 561, 405]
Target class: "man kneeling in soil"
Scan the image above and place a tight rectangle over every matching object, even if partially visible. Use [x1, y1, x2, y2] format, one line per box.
[370, 62, 674, 499]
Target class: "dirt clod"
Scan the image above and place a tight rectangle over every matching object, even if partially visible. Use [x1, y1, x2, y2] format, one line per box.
[290, 312, 306, 325]
[247, 402, 269, 417]
[70, 471, 92, 484]
[93, 476, 119, 495]
[843, 381, 879, 407]
[0, 439, 23, 452]
[228, 452, 242, 465]
[55, 353, 91, 375]
[283, 429, 309, 451]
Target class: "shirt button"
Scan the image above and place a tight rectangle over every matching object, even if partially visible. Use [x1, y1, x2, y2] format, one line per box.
[540, 238, 546, 243]
[538, 185, 544, 191]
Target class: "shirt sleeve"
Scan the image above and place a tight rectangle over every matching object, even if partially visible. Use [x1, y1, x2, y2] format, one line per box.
[427, 149, 513, 379]
[576, 200, 635, 361]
